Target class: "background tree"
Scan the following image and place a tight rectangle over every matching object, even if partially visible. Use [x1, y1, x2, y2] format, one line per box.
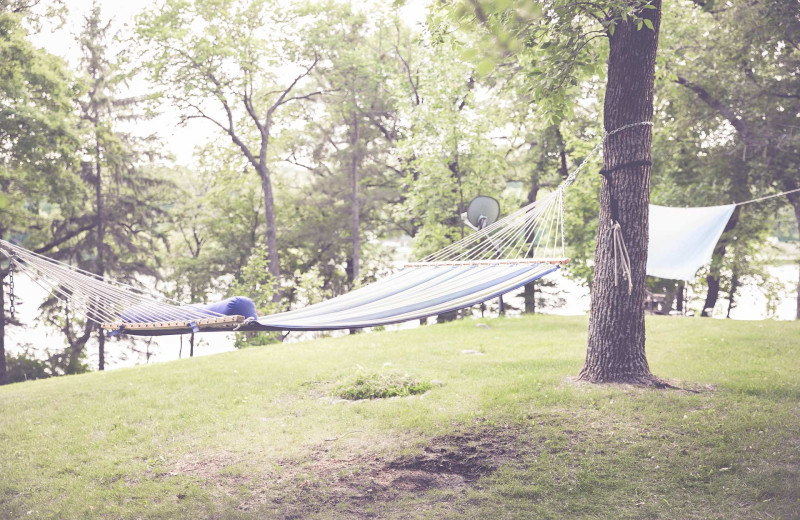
[0, 5, 85, 384]
[27, 5, 173, 374]
[41, 4, 171, 372]
[137, 0, 331, 302]
[285, 5, 403, 293]
[661, 0, 800, 318]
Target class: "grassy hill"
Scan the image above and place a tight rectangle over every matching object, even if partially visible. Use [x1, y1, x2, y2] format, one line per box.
[1, 315, 798, 519]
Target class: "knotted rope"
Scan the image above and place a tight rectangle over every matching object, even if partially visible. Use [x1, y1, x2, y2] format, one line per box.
[599, 121, 653, 294]
[611, 221, 633, 294]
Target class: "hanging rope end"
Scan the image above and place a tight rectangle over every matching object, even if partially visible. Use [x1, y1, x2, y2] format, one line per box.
[610, 221, 633, 295]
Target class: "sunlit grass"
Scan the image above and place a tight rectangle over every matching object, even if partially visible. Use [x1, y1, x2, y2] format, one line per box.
[0, 315, 798, 519]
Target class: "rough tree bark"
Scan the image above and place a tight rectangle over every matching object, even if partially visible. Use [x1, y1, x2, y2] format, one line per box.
[579, 1, 663, 385]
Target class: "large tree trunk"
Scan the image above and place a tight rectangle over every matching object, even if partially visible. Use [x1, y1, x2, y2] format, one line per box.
[579, 1, 662, 385]
[258, 166, 282, 303]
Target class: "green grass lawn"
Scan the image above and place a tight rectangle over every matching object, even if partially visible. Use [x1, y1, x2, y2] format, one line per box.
[1, 315, 798, 519]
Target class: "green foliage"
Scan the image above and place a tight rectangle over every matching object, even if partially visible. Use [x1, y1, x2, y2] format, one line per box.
[332, 368, 432, 400]
[30, 5, 173, 370]
[164, 151, 264, 304]
[652, 0, 800, 308]
[440, 0, 656, 122]
[0, 11, 82, 238]
[4, 348, 51, 384]
[229, 247, 282, 348]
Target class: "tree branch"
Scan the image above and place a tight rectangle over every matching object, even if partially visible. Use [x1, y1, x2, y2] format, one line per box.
[266, 54, 320, 126]
[395, 44, 420, 106]
[674, 74, 754, 145]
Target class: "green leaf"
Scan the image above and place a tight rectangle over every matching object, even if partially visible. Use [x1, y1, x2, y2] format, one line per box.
[637, 19, 643, 31]
[477, 57, 496, 77]
[643, 3, 657, 8]
[609, 23, 615, 36]
[644, 18, 654, 31]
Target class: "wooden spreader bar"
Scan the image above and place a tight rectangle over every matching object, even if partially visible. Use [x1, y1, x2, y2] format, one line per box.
[404, 258, 570, 268]
[102, 315, 246, 333]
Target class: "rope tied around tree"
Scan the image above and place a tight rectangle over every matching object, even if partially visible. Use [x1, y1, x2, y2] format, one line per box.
[598, 121, 653, 295]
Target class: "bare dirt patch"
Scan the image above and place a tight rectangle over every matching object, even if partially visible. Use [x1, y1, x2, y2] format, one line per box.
[563, 375, 718, 394]
[253, 422, 533, 518]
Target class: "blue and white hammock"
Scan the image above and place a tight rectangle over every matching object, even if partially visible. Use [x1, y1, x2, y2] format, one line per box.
[0, 184, 569, 336]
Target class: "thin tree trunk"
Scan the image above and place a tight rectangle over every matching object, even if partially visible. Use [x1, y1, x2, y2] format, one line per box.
[556, 128, 569, 179]
[789, 194, 800, 320]
[0, 272, 6, 385]
[701, 206, 741, 316]
[726, 269, 739, 319]
[702, 271, 721, 317]
[95, 133, 105, 371]
[523, 180, 540, 314]
[258, 166, 282, 303]
[350, 109, 360, 286]
[347, 106, 361, 336]
[438, 155, 465, 323]
[797, 260, 800, 321]
[524, 283, 536, 314]
[580, 1, 662, 385]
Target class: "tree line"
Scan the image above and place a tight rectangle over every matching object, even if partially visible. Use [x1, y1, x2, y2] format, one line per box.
[1, 0, 798, 384]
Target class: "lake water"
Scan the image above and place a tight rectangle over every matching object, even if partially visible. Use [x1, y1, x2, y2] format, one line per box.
[6, 261, 798, 371]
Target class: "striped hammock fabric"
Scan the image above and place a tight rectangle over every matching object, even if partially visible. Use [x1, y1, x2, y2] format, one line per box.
[0, 190, 567, 335]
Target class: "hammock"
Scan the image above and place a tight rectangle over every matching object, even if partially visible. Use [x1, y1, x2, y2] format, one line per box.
[0, 122, 656, 337]
[0, 185, 571, 336]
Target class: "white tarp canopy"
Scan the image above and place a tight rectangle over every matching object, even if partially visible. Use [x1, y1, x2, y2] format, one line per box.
[647, 203, 736, 280]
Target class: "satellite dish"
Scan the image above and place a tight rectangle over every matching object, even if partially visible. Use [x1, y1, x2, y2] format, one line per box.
[465, 196, 501, 229]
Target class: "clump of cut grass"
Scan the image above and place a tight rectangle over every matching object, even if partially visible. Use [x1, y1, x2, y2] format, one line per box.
[333, 369, 432, 400]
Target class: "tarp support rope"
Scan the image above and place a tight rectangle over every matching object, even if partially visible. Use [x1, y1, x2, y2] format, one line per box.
[735, 187, 800, 206]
